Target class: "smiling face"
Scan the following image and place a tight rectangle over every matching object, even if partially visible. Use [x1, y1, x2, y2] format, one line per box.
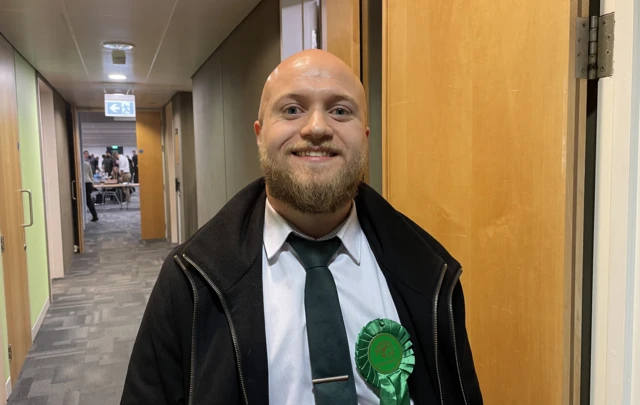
[254, 50, 370, 214]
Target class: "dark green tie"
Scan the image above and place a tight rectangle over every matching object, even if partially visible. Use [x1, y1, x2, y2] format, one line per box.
[287, 234, 358, 405]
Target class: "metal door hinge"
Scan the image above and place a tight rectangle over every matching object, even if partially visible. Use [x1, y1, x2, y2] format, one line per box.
[576, 13, 614, 79]
[8, 345, 12, 362]
[0, 235, 4, 253]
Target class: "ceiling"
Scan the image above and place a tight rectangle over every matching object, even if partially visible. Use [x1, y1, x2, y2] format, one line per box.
[0, 0, 261, 108]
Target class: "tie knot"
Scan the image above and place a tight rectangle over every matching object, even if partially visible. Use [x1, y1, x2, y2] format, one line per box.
[287, 234, 342, 270]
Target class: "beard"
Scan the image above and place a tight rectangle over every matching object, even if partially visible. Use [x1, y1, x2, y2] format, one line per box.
[259, 141, 368, 214]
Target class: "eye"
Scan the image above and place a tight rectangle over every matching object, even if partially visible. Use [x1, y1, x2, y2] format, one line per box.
[331, 107, 351, 117]
[284, 106, 302, 115]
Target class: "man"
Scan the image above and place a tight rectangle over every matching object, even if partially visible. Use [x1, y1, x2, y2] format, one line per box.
[115, 151, 132, 202]
[131, 150, 138, 183]
[102, 152, 114, 175]
[89, 154, 98, 175]
[83, 151, 98, 222]
[121, 50, 482, 405]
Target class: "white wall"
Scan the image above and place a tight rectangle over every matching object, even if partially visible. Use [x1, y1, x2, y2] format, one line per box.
[590, 0, 640, 403]
[280, 0, 319, 60]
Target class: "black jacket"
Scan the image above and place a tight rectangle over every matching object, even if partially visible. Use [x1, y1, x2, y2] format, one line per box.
[121, 178, 483, 405]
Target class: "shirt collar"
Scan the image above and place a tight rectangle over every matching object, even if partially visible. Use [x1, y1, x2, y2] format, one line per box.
[263, 199, 362, 265]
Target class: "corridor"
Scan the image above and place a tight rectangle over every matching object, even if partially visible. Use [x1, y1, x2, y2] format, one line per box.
[8, 196, 174, 405]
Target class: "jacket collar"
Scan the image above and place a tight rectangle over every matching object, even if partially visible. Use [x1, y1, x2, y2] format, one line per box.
[181, 178, 267, 293]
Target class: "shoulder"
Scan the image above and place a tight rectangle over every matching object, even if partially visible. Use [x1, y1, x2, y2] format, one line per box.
[154, 245, 193, 298]
[356, 183, 460, 268]
[397, 211, 461, 270]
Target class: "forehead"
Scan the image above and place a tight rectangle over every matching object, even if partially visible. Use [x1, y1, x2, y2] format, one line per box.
[270, 69, 363, 103]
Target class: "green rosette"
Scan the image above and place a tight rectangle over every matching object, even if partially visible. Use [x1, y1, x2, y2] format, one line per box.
[355, 318, 415, 405]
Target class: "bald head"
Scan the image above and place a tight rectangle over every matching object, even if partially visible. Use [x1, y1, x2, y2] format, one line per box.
[257, 49, 366, 124]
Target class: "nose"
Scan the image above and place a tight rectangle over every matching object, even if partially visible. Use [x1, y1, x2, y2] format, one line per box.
[300, 108, 333, 141]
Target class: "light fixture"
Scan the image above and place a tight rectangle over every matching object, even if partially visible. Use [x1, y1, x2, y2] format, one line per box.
[103, 42, 134, 51]
[108, 74, 127, 80]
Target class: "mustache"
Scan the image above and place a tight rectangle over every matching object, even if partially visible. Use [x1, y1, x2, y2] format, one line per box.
[284, 142, 344, 155]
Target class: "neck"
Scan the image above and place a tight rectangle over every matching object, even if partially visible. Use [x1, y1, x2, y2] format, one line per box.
[267, 193, 352, 239]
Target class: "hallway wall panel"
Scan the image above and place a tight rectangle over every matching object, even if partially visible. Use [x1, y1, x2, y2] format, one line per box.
[193, 56, 226, 227]
[193, 0, 280, 226]
[15, 54, 50, 329]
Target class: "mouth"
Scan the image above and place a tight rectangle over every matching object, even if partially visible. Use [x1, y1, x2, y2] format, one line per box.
[291, 150, 339, 158]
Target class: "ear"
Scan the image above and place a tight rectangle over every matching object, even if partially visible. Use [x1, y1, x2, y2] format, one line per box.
[254, 120, 262, 145]
[365, 126, 370, 138]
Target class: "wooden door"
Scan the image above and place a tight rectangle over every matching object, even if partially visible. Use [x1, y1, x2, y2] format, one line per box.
[136, 111, 166, 240]
[0, 37, 32, 384]
[382, 0, 586, 404]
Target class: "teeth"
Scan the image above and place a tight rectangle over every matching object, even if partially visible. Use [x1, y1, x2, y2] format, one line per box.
[295, 151, 332, 157]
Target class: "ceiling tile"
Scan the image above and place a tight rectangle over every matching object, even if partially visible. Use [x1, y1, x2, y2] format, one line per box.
[0, 0, 59, 12]
[62, 0, 176, 18]
[0, 0, 259, 108]
[148, 0, 260, 82]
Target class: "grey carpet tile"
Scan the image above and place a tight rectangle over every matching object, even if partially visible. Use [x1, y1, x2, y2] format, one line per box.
[9, 194, 175, 405]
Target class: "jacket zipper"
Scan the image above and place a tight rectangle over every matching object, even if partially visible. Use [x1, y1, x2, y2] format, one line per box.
[182, 253, 250, 405]
[448, 266, 469, 405]
[433, 262, 447, 405]
[174, 255, 198, 405]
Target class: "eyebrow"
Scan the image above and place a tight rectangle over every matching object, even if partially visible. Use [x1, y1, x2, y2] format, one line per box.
[273, 92, 360, 110]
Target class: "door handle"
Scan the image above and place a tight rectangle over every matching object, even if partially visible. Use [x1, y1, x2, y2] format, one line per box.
[71, 180, 77, 200]
[20, 189, 34, 227]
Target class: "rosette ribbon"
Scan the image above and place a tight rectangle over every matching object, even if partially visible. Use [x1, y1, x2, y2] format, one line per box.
[355, 318, 415, 405]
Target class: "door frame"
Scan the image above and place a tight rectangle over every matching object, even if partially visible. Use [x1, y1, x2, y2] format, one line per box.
[70, 107, 84, 253]
[35, 78, 53, 299]
[589, 0, 640, 402]
[162, 102, 178, 244]
[36, 79, 65, 282]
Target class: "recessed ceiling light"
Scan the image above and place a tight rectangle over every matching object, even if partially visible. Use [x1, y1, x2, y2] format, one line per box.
[103, 42, 134, 51]
[108, 74, 127, 80]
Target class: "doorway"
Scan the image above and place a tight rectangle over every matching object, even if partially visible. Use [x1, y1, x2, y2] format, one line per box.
[78, 112, 142, 248]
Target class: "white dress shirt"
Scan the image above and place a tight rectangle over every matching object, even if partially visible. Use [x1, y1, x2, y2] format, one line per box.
[83, 160, 94, 183]
[118, 155, 130, 173]
[262, 199, 414, 405]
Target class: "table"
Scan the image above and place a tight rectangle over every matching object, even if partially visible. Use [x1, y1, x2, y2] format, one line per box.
[92, 183, 139, 210]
